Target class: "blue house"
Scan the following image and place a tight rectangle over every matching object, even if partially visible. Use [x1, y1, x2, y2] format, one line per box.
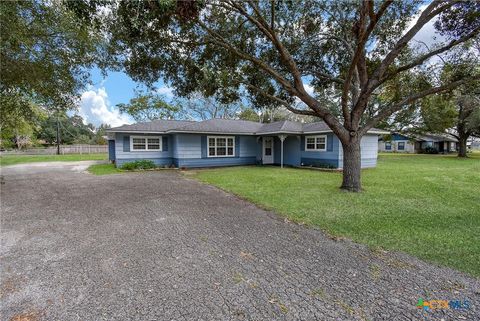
[107, 119, 387, 169]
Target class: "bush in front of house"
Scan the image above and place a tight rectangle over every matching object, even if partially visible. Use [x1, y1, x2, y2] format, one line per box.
[424, 146, 439, 154]
[121, 160, 156, 170]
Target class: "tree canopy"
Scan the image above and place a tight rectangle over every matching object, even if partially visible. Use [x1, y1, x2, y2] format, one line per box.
[0, 0, 102, 123]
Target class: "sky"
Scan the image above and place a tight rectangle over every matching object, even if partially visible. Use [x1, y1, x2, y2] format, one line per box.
[77, 5, 443, 128]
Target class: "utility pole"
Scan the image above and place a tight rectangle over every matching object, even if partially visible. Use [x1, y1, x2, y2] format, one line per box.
[56, 114, 60, 155]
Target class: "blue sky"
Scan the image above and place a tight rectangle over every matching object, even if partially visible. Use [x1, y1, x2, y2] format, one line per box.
[77, 68, 174, 127]
[78, 4, 440, 128]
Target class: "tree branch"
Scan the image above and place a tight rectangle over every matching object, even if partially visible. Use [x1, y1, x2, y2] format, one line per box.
[196, 21, 296, 93]
[242, 82, 317, 116]
[361, 77, 479, 134]
[388, 27, 480, 77]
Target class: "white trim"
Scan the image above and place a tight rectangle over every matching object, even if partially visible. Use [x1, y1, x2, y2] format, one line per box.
[305, 135, 327, 151]
[207, 136, 235, 157]
[108, 130, 167, 134]
[130, 135, 162, 151]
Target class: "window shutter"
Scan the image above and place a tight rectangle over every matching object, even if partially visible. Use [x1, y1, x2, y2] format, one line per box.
[162, 136, 168, 151]
[123, 135, 130, 152]
[327, 134, 333, 151]
[201, 136, 207, 158]
[235, 136, 240, 158]
[300, 136, 305, 151]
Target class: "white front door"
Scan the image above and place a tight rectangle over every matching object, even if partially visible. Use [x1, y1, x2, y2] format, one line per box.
[263, 137, 274, 164]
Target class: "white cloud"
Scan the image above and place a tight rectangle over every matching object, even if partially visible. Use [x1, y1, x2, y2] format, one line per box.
[304, 84, 315, 96]
[156, 86, 174, 97]
[78, 87, 132, 127]
[408, 5, 446, 48]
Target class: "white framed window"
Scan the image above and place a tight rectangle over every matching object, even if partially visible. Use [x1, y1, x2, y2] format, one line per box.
[208, 136, 235, 157]
[305, 135, 327, 151]
[130, 136, 162, 151]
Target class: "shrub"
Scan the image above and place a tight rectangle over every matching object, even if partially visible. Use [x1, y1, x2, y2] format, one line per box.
[121, 160, 156, 170]
[424, 146, 439, 154]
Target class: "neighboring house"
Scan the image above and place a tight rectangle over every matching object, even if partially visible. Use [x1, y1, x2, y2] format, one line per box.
[107, 119, 388, 169]
[379, 132, 458, 153]
[378, 133, 416, 153]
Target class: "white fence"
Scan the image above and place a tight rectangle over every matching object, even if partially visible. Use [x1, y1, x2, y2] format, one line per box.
[1, 144, 108, 155]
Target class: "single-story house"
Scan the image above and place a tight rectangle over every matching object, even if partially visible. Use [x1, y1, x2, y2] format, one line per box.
[378, 132, 458, 153]
[106, 119, 388, 169]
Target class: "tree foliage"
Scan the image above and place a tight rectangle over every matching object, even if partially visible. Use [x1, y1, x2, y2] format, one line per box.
[0, 0, 102, 119]
[116, 92, 182, 122]
[73, 0, 480, 190]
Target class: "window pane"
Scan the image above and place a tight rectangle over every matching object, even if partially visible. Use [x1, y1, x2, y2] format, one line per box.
[306, 143, 315, 150]
[217, 147, 226, 155]
[209, 138, 215, 146]
[148, 144, 160, 150]
[133, 138, 145, 144]
[227, 138, 234, 147]
[265, 147, 272, 156]
[227, 147, 234, 155]
[209, 148, 215, 156]
[316, 143, 325, 150]
[217, 138, 226, 147]
[133, 144, 146, 150]
[148, 138, 159, 144]
[306, 138, 315, 144]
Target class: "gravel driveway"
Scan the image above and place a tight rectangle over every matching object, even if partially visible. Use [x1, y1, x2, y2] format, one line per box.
[1, 163, 478, 320]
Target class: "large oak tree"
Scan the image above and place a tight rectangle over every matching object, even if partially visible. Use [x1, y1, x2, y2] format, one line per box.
[87, 0, 479, 191]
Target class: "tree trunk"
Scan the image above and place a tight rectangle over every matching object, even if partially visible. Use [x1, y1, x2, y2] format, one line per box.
[458, 133, 468, 158]
[341, 139, 362, 192]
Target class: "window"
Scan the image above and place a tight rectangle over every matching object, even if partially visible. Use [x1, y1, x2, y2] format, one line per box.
[385, 142, 392, 150]
[397, 142, 405, 150]
[130, 136, 162, 151]
[305, 135, 327, 151]
[208, 136, 235, 157]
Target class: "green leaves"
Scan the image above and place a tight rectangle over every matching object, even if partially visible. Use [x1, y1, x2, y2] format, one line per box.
[116, 91, 181, 122]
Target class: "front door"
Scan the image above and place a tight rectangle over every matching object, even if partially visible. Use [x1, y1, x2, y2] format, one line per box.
[263, 137, 274, 164]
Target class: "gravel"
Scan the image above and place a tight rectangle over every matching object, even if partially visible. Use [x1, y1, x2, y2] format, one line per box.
[1, 164, 479, 320]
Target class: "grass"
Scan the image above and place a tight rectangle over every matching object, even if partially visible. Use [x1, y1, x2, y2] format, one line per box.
[191, 152, 480, 277]
[0, 153, 107, 166]
[87, 163, 123, 175]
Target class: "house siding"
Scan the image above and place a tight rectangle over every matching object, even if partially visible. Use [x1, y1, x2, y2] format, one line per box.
[112, 131, 380, 169]
[378, 140, 415, 153]
[300, 134, 341, 168]
[339, 134, 378, 168]
[173, 134, 257, 168]
[115, 133, 173, 167]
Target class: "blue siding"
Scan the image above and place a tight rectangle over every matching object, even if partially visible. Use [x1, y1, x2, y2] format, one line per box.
[282, 136, 301, 166]
[115, 133, 173, 168]
[175, 157, 256, 168]
[300, 134, 341, 167]
[392, 133, 410, 141]
[113, 131, 380, 169]
[108, 140, 116, 161]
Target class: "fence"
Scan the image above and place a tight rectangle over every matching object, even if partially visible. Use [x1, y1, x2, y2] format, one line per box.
[0, 144, 108, 155]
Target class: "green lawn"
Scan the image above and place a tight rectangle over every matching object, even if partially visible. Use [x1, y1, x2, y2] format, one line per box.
[87, 163, 123, 175]
[192, 153, 480, 277]
[0, 153, 108, 166]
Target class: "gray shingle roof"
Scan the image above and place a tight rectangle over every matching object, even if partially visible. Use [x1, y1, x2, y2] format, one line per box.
[107, 119, 386, 135]
[107, 119, 195, 132]
[257, 120, 304, 134]
[173, 119, 264, 134]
